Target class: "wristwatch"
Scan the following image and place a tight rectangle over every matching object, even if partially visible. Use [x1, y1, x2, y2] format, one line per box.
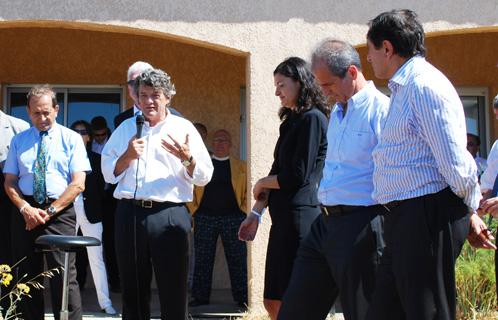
[181, 155, 193, 167]
[47, 205, 57, 217]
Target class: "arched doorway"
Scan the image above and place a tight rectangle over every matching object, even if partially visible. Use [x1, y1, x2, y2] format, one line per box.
[0, 20, 248, 315]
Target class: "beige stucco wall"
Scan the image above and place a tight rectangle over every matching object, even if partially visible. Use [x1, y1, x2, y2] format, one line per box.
[1, 0, 498, 310]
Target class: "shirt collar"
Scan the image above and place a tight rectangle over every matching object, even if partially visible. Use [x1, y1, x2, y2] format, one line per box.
[336, 80, 376, 113]
[212, 155, 229, 161]
[33, 123, 57, 137]
[388, 56, 422, 90]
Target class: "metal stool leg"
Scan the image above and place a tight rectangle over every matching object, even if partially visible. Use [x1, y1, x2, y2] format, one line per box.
[60, 252, 70, 320]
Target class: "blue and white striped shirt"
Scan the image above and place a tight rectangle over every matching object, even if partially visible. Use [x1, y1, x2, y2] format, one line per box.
[372, 56, 480, 210]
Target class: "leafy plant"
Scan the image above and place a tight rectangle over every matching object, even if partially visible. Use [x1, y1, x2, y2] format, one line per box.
[0, 258, 62, 320]
[455, 219, 497, 320]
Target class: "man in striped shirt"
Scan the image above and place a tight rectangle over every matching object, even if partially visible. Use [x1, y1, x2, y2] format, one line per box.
[365, 9, 496, 320]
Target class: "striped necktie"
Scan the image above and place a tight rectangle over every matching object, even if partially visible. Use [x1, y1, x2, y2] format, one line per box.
[33, 131, 48, 204]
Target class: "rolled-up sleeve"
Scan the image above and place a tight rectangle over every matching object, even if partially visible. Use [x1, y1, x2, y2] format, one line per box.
[101, 125, 129, 184]
[182, 124, 213, 186]
[480, 140, 498, 192]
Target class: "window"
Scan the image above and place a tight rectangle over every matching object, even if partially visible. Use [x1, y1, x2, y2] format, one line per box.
[5, 86, 124, 130]
[378, 86, 489, 157]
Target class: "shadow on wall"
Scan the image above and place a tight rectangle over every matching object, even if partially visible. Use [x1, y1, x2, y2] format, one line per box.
[1, 0, 497, 24]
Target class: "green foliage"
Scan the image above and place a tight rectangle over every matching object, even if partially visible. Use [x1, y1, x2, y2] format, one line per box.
[455, 219, 497, 320]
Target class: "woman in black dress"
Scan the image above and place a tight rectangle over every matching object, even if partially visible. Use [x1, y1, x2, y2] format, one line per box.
[239, 57, 329, 319]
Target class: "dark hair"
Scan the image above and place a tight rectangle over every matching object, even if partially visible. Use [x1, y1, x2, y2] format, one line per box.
[70, 120, 93, 142]
[367, 9, 426, 58]
[91, 116, 108, 131]
[467, 133, 481, 146]
[273, 57, 330, 120]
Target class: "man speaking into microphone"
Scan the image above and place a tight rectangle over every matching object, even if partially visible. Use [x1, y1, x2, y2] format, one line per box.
[101, 68, 213, 320]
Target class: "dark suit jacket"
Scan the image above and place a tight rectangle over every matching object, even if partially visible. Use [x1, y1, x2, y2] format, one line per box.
[114, 105, 183, 129]
[82, 148, 105, 223]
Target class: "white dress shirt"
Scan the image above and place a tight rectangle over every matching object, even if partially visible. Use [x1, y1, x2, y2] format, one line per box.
[101, 113, 213, 203]
[480, 140, 498, 191]
[372, 56, 480, 210]
[318, 81, 389, 206]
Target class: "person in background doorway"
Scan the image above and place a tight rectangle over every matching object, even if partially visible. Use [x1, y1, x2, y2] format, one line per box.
[70, 120, 117, 315]
[188, 129, 247, 308]
[467, 133, 487, 179]
[90, 116, 111, 154]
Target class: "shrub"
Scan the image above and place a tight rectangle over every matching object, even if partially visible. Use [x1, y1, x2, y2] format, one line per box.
[455, 219, 497, 320]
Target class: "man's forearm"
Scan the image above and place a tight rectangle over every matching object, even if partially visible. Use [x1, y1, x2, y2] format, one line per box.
[114, 152, 133, 177]
[51, 182, 85, 213]
[4, 177, 28, 210]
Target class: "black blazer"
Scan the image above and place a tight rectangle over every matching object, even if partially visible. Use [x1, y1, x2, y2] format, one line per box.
[268, 108, 328, 210]
[114, 106, 183, 129]
[82, 148, 105, 223]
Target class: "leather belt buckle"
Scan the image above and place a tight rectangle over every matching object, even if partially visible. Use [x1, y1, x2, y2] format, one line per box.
[141, 200, 153, 208]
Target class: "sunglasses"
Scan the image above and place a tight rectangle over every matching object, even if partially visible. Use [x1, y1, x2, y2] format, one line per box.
[127, 79, 135, 86]
[73, 129, 88, 135]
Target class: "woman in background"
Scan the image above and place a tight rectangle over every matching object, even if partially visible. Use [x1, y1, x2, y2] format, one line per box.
[70, 120, 116, 315]
[239, 57, 330, 319]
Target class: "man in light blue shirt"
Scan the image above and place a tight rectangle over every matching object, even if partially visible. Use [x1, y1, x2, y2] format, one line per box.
[3, 85, 90, 320]
[278, 39, 389, 320]
[365, 9, 495, 320]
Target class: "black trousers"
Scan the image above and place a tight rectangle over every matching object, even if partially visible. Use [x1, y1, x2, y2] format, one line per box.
[11, 201, 82, 320]
[0, 175, 13, 266]
[278, 205, 385, 320]
[192, 212, 247, 303]
[115, 200, 191, 320]
[102, 188, 119, 289]
[366, 188, 469, 320]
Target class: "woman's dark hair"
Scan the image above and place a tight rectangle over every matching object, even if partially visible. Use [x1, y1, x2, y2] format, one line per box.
[273, 57, 330, 120]
[70, 120, 93, 144]
[367, 9, 426, 58]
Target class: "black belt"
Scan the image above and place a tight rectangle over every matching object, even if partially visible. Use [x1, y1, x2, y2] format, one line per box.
[23, 196, 59, 208]
[382, 200, 407, 211]
[322, 205, 364, 216]
[121, 198, 179, 209]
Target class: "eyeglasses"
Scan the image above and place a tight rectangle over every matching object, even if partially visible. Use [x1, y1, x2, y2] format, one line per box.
[127, 80, 135, 86]
[73, 129, 88, 135]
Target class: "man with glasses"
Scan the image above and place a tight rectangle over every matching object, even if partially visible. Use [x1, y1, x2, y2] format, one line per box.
[188, 129, 248, 308]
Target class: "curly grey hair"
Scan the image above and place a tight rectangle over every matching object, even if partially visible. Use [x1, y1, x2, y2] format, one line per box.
[133, 68, 177, 102]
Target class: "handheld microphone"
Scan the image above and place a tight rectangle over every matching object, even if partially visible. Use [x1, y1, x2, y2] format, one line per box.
[136, 115, 145, 138]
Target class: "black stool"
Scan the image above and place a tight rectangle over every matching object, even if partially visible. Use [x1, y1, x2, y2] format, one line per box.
[35, 235, 100, 320]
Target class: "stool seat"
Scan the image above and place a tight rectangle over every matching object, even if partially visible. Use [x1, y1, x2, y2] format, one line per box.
[35, 235, 101, 252]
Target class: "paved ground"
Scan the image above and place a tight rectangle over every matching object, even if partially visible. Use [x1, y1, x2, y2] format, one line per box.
[43, 288, 345, 319]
